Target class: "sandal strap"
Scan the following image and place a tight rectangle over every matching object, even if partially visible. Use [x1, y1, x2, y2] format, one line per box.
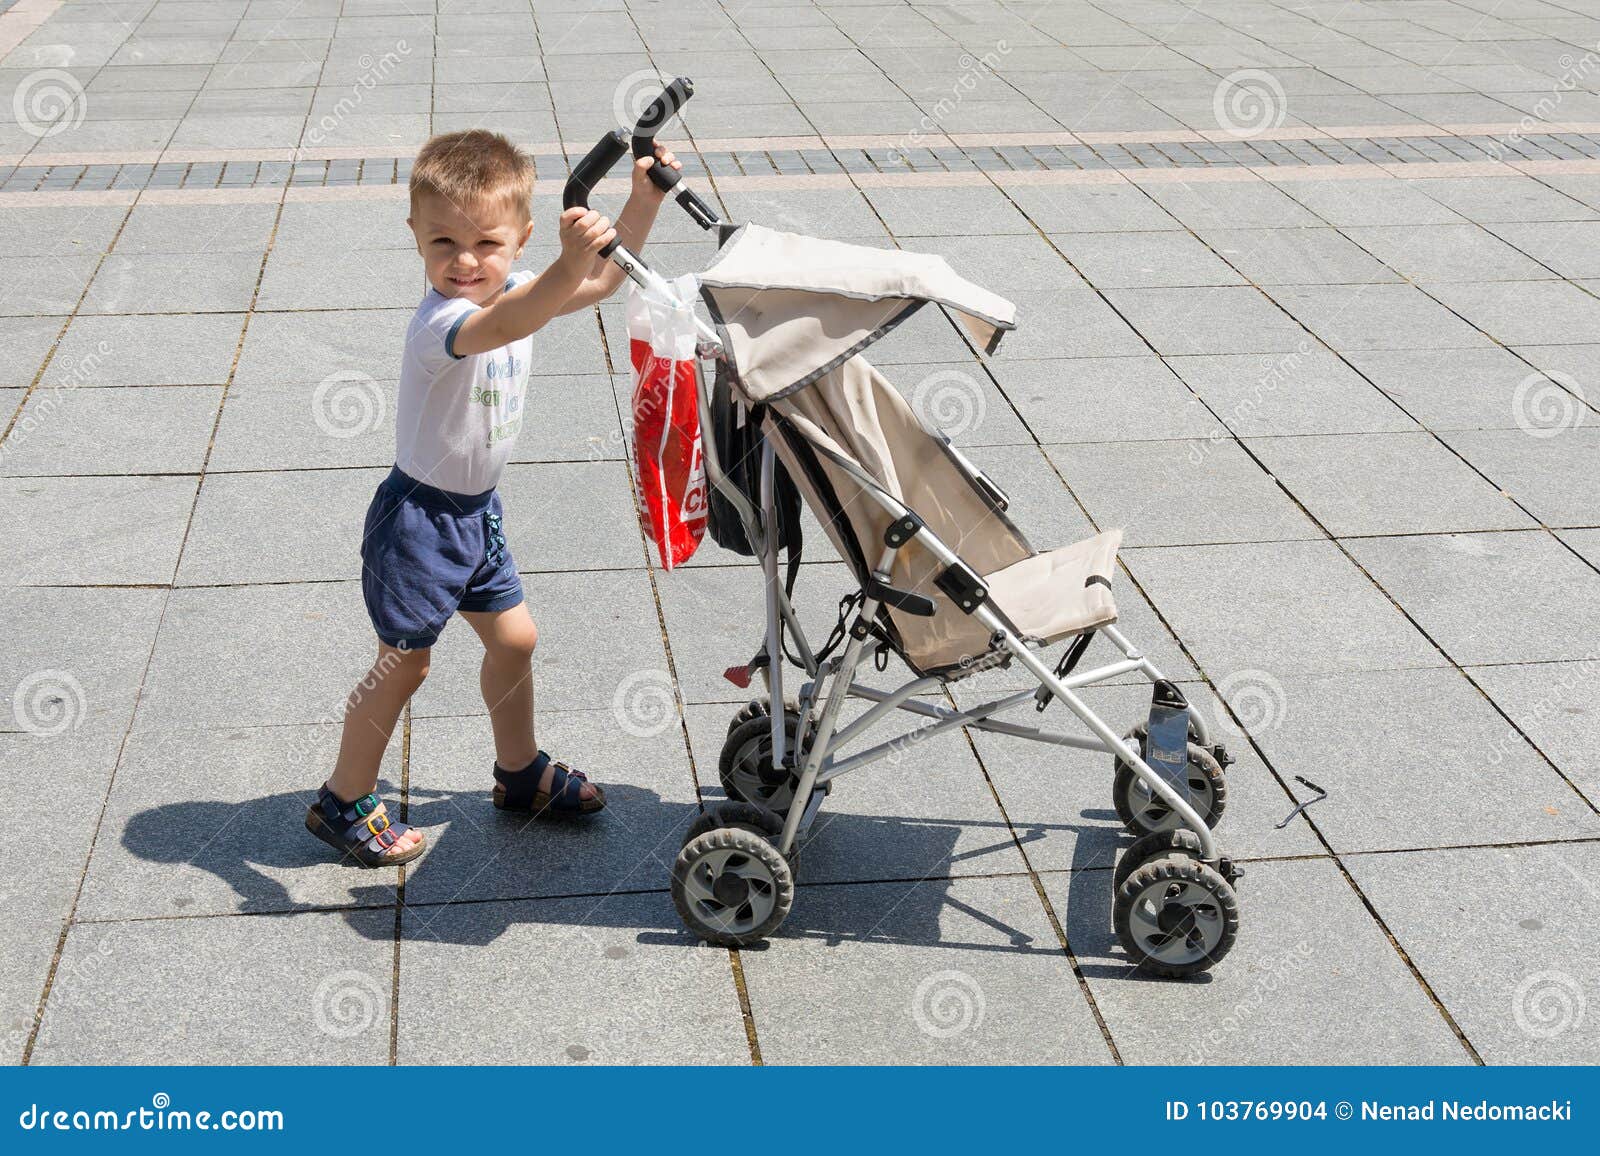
[493, 751, 591, 812]
[318, 786, 406, 850]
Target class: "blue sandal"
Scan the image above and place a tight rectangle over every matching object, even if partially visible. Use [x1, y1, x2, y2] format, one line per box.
[305, 785, 425, 866]
[492, 751, 606, 817]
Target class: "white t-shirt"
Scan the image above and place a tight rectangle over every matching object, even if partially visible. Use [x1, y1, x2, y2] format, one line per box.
[394, 270, 535, 496]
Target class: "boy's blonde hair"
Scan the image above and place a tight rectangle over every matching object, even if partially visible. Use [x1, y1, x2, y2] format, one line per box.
[409, 130, 535, 225]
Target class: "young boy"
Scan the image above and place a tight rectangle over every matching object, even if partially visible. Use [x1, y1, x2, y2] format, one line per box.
[306, 128, 682, 865]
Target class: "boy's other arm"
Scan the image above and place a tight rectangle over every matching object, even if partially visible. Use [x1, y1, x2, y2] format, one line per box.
[449, 207, 616, 357]
[555, 147, 685, 315]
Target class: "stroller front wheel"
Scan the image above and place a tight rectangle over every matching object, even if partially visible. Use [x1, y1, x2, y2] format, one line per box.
[672, 826, 794, 947]
[1112, 734, 1227, 835]
[1113, 855, 1240, 977]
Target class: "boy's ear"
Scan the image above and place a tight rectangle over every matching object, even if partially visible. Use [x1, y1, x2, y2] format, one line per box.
[517, 220, 534, 252]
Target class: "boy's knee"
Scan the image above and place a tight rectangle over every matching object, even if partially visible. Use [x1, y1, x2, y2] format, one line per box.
[381, 645, 431, 688]
[501, 622, 538, 662]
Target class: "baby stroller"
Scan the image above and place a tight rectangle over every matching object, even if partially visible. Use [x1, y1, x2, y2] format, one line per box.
[569, 80, 1243, 976]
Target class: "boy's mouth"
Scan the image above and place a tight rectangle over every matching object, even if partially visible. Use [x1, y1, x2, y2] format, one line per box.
[448, 273, 486, 289]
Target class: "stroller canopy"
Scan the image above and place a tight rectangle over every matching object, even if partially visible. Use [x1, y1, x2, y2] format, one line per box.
[698, 224, 1017, 401]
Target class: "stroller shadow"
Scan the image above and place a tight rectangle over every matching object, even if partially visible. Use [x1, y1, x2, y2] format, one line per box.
[122, 785, 1165, 973]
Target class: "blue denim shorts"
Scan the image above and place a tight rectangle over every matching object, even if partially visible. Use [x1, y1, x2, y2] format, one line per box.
[360, 466, 524, 649]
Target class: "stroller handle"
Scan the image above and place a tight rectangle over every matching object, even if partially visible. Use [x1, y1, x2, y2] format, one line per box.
[631, 76, 694, 193]
[562, 129, 629, 257]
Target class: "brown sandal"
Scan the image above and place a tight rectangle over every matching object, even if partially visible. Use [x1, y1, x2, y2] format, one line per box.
[492, 751, 606, 817]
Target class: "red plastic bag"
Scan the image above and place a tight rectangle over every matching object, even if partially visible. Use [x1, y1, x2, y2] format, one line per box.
[627, 275, 707, 570]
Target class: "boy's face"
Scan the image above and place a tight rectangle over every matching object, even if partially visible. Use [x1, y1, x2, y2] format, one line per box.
[408, 191, 534, 305]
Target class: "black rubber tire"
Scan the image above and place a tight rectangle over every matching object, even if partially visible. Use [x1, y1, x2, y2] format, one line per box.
[1113, 855, 1239, 978]
[1112, 736, 1227, 835]
[726, 696, 799, 735]
[719, 712, 808, 815]
[681, 801, 799, 874]
[672, 826, 795, 947]
[1112, 827, 1205, 894]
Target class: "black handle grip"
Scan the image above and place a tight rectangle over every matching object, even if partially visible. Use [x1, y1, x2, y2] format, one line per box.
[562, 129, 628, 211]
[632, 76, 693, 193]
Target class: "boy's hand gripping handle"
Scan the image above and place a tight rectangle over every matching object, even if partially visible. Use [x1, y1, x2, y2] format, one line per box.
[561, 129, 629, 257]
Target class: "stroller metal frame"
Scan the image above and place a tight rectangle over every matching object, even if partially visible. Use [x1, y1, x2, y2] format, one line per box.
[566, 77, 1240, 974]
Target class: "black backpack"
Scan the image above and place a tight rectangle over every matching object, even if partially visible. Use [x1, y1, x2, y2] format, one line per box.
[705, 361, 803, 573]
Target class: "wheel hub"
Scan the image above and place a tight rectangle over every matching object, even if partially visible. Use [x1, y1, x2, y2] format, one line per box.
[711, 870, 750, 907]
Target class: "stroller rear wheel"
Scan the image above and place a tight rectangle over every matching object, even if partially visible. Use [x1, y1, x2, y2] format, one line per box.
[1112, 732, 1227, 835]
[1113, 855, 1239, 977]
[672, 825, 794, 947]
[719, 711, 811, 816]
[682, 800, 800, 873]
[727, 696, 799, 735]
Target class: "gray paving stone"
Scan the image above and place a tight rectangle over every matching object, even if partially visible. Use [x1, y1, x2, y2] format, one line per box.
[1141, 180, 1323, 230]
[1344, 844, 1600, 1064]
[516, 373, 625, 463]
[1342, 223, 1558, 282]
[1045, 438, 1322, 546]
[398, 890, 750, 1063]
[892, 360, 1036, 447]
[30, 909, 396, 1064]
[1348, 531, 1600, 666]
[1439, 428, 1600, 528]
[999, 287, 1148, 359]
[1267, 283, 1493, 351]
[0, 730, 121, 1063]
[1422, 280, 1600, 346]
[209, 380, 397, 472]
[403, 708, 696, 904]
[496, 460, 645, 571]
[1247, 431, 1537, 536]
[178, 468, 380, 585]
[271, 201, 417, 255]
[1054, 230, 1244, 289]
[410, 568, 671, 717]
[0, 255, 99, 316]
[1415, 177, 1600, 223]
[741, 875, 1113, 1064]
[1011, 182, 1180, 232]
[233, 308, 410, 384]
[1125, 538, 1444, 678]
[78, 721, 405, 921]
[1198, 225, 1401, 286]
[80, 251, 263, 314]
[257, 248, 423, 311]
[1468, 660, 1600, 804]
[0, 206, 126, 258]
[1053, 858, 1471, 1063]
[1561, 529, 1600, 569]
[1105, 286, 1310, 355]
[1246, 667, 1598, 853]
[1342, 347, 1561, 431]
[44, 312, 247, 386]
[1167, 349, 1417, 436]
[996, 356, 1217, 443]
[0, 474, 197, 586]
[907, 233, 1081, 293]
[716, 187, 887, 238]
[0, 385, 220, 476]
[0, 316, 66, 388]
[861, 185, 1036, 237]
[1276, 177, 1466, 226]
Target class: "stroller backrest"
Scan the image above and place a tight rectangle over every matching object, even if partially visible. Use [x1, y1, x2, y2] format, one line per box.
[766, 355, 1034, 675]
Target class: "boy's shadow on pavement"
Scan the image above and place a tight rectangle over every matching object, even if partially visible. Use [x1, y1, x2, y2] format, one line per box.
[122, 786, 1159, 972]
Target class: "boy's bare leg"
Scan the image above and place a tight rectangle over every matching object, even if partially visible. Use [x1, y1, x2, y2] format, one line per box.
[325, 643, 430, 855]
[461, 604, 598, 800]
